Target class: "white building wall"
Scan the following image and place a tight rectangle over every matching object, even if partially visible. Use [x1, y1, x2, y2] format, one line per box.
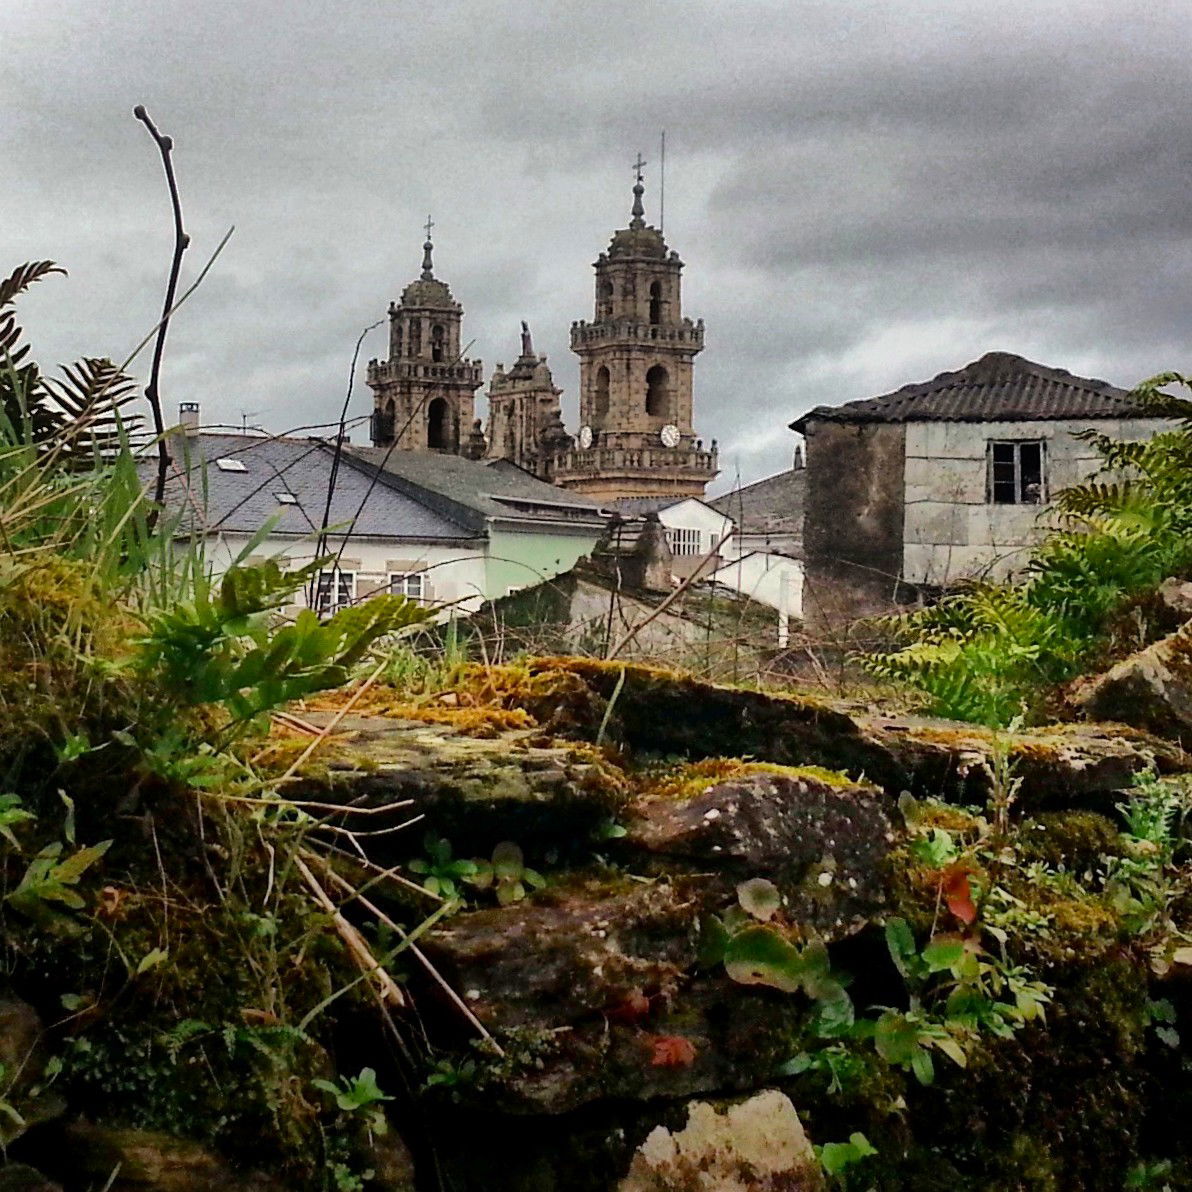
[658, 499, 734, 558]
[211, 533, 490, 615]
[709, 552, 804, 620]
[902, 417, 1166, 585]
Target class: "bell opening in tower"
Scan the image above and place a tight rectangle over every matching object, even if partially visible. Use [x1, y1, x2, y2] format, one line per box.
[409, 320, 421, 358]
[594, 366, 611, 421]
[597, 280, 613, 320]
[431, 324, 445, 363]
[649, 281, 662, 325]
[427, 397, 451, 450]
[645, 364, 669, 418]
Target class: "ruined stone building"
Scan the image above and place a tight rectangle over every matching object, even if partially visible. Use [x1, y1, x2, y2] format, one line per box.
[791, 352, 1170, 629]
[366, 166, 718, 502]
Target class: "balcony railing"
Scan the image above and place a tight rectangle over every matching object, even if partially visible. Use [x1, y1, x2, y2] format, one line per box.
[554, 444, 718, 478]
[569, 320, 705, 351]
[367, 358, 483, 385]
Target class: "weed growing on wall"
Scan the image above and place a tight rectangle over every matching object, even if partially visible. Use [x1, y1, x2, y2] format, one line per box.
[861, 371, 1192, 725]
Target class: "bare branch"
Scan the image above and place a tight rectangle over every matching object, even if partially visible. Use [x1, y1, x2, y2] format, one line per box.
[133, 104, 190, 527]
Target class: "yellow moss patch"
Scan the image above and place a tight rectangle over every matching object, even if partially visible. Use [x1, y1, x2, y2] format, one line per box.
[305, 662, 545, 738]
[913, 801, 984, 835]
[639, 757, 857, 801]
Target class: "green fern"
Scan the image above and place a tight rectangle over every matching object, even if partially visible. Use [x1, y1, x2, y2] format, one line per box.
[861, 369, 1192, 725]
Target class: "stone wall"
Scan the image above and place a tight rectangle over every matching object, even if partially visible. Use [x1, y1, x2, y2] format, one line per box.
[801, 419, 906, 631]
[903, 417, 1165, 584]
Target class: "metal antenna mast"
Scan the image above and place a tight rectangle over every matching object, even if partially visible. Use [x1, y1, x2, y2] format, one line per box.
[659, 129, 666, 234]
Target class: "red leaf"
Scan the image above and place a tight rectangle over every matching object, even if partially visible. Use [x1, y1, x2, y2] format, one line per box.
[940, 864, 977, 925]
[649, 1034, 697, 1068]
[606, 989, 652, 1024]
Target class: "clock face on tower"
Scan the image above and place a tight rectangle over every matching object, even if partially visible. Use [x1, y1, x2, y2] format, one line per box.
[578, 425, 593, 449]
[659, 424, 681, 448]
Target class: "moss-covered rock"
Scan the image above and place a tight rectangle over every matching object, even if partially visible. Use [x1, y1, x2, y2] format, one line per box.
[1073, 621, 1192, 745]
[625, 766, 893, 937]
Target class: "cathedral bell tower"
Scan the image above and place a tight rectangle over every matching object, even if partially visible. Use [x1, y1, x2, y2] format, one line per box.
[553, 158, 718, 501]
[367, 220, 484, 454]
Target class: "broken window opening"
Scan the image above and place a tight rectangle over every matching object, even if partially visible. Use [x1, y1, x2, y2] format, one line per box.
[988, 440, 1046, 504]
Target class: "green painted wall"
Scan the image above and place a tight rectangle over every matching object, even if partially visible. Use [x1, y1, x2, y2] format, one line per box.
[485, 526, 602, 598]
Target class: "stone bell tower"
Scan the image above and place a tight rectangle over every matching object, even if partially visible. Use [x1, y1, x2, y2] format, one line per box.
[485, 322, 573, 481]
[367, 219, 484, 454]
[553, 157, 718, 501]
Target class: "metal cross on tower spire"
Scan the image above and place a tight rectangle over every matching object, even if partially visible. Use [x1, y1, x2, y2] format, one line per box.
[420, 214, 435, 279]
[630, 153, 647, 227]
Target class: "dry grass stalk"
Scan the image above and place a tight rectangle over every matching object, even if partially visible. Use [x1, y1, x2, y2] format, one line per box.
[293, 852, 405, 1009]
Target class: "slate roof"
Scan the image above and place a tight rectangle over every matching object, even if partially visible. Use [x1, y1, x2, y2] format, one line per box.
[146, 433, 477, 541]
[709, 468, 805, 543]
[346, 446, 607, 534]
[789, 352, 1149, 431]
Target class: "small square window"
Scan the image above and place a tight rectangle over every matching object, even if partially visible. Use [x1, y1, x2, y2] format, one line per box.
[389, 572, 426, 605]
[988, 440, 1046, 505]
[273, 492, 299, 505]
[215, 457, 247, 473]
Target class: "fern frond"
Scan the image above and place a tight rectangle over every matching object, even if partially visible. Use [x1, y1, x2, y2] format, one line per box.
[0, 262, 66, 310]
[1128, 371, 1192, 424]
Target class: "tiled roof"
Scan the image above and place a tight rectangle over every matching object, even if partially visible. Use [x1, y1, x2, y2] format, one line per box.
[709, 468, 805, 541]
[345, 446, 607, 534]
[790, 352, 1149, 430]
[145, 433, 477, 541]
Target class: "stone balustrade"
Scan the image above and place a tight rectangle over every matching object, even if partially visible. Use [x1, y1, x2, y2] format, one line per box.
[367, 358, 483, 384]
[569, 320, 705, 350]
[554, 444, 718, 478]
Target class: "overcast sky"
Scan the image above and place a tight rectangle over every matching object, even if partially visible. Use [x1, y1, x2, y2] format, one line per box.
[4, 0, 1191, 491]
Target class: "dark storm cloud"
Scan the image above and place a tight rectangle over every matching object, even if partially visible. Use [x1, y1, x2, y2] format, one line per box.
[3, 0, 1191, 488]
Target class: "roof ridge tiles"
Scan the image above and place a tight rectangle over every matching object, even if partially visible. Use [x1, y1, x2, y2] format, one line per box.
[790, 352, 1149, 431]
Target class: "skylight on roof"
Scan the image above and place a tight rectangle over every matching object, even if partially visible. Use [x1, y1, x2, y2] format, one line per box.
[215, 457, 247, 473]
[274, 492, 298, 505]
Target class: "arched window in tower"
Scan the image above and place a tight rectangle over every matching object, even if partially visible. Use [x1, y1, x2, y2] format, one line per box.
[645, 365, 669, 418]
[597, 280, 613, 320]
[431, 324, 445, 363]
[392, 323, 402, 360]
[649, 281, 663, 325]
[427, 398, 450, 450]
[594, 366, 610, 421]
[409, 319, 421, 359]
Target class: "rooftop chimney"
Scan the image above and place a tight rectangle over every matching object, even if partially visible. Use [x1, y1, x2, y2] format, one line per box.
[178, 402, 200, 435]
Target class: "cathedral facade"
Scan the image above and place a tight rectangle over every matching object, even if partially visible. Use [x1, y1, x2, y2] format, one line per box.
[367, 169, 718, 501]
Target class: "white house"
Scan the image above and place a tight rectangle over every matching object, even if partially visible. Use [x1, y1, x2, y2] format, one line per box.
[151, 421, 608, 617]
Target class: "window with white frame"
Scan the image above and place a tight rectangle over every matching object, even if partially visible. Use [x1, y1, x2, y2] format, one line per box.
[988, 440, 1046, 505]
[388, 571, 426, 605]
[666, 527, 702, 556]
[315, 570, 355, 614]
